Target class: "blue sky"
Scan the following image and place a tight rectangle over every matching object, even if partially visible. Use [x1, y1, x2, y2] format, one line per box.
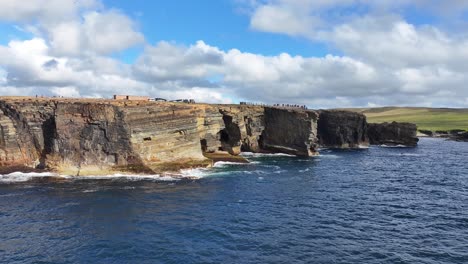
[103, 0, 330, 60]
[0, 0, 468, 108]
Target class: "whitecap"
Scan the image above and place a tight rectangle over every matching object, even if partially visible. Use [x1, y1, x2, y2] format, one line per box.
[63, 174, 178, 182]
[82, 189, 98, 193]
[213, 161, 251, 167]
[240, 152, 296, 157]
[0, 172, 57, 183]
[0, 171, 179, 183]
[178, 168, 211, 178]
[380, 144, 409, 148]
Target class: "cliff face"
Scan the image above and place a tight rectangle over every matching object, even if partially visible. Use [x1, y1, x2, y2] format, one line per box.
[368, 122, 419, 146]
[217, 105, 265, 155]
[317, 110, 369, 148]
[0, 98, 321, 174]
[0, 100, 57, 168]
[0, 97, 419, 175]
[262, 107, 319, 156]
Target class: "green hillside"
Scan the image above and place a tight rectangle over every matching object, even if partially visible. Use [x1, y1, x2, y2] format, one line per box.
[344, 107, 468, 132]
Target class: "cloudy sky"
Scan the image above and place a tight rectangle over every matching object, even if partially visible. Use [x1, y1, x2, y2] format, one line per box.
[0, 0, 467, 108]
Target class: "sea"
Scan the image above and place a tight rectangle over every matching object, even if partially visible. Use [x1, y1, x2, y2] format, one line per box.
[1, 138, 467, 264]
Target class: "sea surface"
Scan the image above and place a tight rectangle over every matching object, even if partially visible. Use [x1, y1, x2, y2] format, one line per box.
[1, 138, 468, 264]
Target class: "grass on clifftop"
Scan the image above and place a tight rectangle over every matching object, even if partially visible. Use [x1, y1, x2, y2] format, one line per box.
[345, 107, 468, 132]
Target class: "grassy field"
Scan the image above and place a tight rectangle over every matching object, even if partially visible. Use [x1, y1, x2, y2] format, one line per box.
[344, 107, 468, 132]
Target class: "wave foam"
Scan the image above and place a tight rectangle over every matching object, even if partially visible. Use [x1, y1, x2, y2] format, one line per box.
[178, 168, 211, 178]
[380, 144, 410, 148]
[0, 172, 57, 183]
[0, 172, 179, 183]
[241, 152, 296, 157]
[213, 161, 253, 168]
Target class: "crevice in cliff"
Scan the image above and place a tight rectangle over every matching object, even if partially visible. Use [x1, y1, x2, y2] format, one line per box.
[38, 116, 57, 169]
[219, 114, 242, 155]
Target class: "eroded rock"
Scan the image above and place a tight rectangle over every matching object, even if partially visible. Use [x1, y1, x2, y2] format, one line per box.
[317, 110, 369, 148]
[368, 122, 419, 146]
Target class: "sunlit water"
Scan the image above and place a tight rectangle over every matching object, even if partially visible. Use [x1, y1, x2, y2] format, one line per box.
[1, 138, 468, 263]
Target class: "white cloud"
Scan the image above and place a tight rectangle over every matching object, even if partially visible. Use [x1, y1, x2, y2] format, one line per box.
[81, 11, 144, 55]
[0, 0, 99, 23]
[1, 0, 468, 108]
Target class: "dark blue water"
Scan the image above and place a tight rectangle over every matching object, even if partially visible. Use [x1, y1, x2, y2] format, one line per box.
[1, 138, 468, 264]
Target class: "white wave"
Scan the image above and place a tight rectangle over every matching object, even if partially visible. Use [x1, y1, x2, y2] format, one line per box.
[213, 161, 253, 167]
[380, 144, 409, 148]
[241, 152, 296, 157]
[299, 168, 311, 172]
[178, 168, 211, 178]
[0, 171, 179, 183]
[0, 172, 57, 183]
[317, 154, 340, 159]
[82, 189, 98, 193]
[71, 174, 179, 182]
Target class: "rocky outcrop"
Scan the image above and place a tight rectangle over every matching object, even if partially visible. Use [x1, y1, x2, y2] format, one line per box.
[368, 122, 419, 146]
[449, 131, 468, 142]
[317, 110, 369, 148]
[261, 107, 319, 156]
[217, 105, 265, 154]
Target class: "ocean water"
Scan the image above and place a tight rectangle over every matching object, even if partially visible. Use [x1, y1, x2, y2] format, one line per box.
[1, 138, 468, 264]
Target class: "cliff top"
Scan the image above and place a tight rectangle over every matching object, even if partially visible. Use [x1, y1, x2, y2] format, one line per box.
[0, 96, 314, 113]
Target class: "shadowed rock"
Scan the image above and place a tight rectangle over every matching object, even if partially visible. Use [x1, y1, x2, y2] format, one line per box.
[317, 110, 369, 148]
[368, 122, 419, 146]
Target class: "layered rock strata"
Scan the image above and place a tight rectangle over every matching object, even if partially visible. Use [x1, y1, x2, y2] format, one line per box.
[317, 110, 369, 148]
[0, 98, 321, 174]
[368, 122, 419, 146]
[261, 107, 319, 156]
[0, 97, 419, 175]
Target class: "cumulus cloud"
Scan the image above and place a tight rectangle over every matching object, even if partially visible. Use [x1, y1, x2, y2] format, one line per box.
[1, 0, 468, 108]
[0, 0, 99, 23]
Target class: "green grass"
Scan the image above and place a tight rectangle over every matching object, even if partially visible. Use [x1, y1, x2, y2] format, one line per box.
[344, 107, 468, 132]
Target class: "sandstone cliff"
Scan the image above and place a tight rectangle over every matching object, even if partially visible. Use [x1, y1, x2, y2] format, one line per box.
[0, 97, 419, 175]
[0, 98, 320, 175]
[368, 122, 419, 146]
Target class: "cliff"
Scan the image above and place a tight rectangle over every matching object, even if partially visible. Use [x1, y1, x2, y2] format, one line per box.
[262, 107, 319, 156]
[0, 97, 320, 175]
[317, 110, 369, 148]
[368, 122, 419, 146]
[0, 97, 420, 176]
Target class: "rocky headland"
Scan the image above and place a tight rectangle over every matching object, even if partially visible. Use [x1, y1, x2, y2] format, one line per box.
[0, 97, 419, 176]
[368, 122, 419, 146]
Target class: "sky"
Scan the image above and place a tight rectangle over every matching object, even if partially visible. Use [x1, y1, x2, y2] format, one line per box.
[0, 0, 468, 108]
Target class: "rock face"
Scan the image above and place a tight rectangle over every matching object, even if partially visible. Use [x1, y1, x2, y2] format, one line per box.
[217, 105, 265, 154]
[262, 107, 319, 156]
[0, 98, 321, 174]
[368, 122, 419, 146]
[0, 97, 420, 175]
[317, 110, 369, 148]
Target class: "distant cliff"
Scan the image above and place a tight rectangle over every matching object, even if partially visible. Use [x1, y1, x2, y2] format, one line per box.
[0, 97, 419, 175]
[368, 122, 419, 146]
